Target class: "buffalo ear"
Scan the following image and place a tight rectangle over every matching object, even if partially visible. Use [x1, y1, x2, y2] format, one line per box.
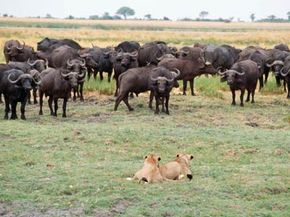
[158, 157, 161, 161]
[190, 155, 194, 160]
[144, 156, 147, 159]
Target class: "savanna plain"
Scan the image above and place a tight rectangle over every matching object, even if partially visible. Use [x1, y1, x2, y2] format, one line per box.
[0, 18, 289, 216]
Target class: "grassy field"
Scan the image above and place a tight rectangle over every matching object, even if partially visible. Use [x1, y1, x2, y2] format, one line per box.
[0, 18, 290, 216]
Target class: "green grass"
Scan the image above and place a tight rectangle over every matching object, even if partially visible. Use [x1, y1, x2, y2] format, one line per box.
[0, 75, 289, 216]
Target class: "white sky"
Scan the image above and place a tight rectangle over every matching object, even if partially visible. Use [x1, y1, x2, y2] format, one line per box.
[1, 0, 289, 21]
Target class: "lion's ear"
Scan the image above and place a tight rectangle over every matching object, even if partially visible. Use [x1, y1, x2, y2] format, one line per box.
[144, 156, 147, 159]
[176, 154, 179, 157]
[158, 157, 161, 161]
[190, 155, 194, 160]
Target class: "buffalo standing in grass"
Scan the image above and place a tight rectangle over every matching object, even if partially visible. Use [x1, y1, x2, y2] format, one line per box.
[8, 59, 47, 104]
[0, 69, 40, 120]
[158, 47, 217, 96]
[149, 67, 180, 114]
[38, 45, 87, 101]
[280, 56, 290, 98]
[114, 65, 179, 112]
[111, 50, 139, 96]
[38, 68, 83, 117]
[219, 60, 260, 106]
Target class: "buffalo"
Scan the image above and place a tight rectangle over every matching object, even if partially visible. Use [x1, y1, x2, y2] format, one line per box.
[149, 67, 180, 114]
[37, 37, 82, 52]
[138, 41, 172, 66]
[219, 60, 260, 106]
[110, 50, 139, 96]
[280, 56, 290, 98]
[0, 68, 40, 119]
[115, 41, 140, 52]
[4, 40, 37, 63]
[158, 48, 216, 96]
[38, 68, 83, 117]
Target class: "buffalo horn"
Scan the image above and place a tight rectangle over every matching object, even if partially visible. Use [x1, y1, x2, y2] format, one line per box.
[80, 59, 86, 67]
[235, 70, 245, 76]
[66, 59, 73, 67]
[16, 41, 25, 50]
[280, 67, 289, 76]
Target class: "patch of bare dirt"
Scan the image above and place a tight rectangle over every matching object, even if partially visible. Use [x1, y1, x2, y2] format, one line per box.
[110, 199, 131, 215]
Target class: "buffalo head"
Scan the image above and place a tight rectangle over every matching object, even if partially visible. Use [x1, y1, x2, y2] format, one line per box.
[66, 58, 87, 81]
[7, 71, 36, 91]
[219, 69, 245, 85]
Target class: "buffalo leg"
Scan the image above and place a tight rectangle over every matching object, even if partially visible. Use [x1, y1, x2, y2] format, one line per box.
[251, 90, 255, 103]
[231, 88, 236, 105]
[114, 76, 119, 97]
[259, 75, 264, 90]
[27, 91, 32, 104]
[39, 92, 44, 115]
[246, 90, 250, 102]
[100, 71, 104, 81]
[240, 89, 245, 107]
[114, 92, 124, 111]
[161, 97, 165, 113]
[20, 98, 27, 120]
[73, 88, 77, 101]
[0, 93, 3, 104]
[123, 94, 134, 111]
[48, 96, 54, 116]
[62, 98, 68, 118]
[264, 67, 270, 84]
[283, 79, 286, 92]
[33, 88, 38, 104]
[155, 95, 160, 114]
[4, 94, 10, 119]
[54, 98, 58, 116]
[79, 82, 84, 102]
[190, 78, 195, 96]
[183, 80, 187, 95]
[87, 68, 92, 80]
[108, 71, 112, 82]
[149, 91, 154, 109]
[10, 101, 18, 120]
[275, 76, 281, 87]
[165, 94, 170, 115]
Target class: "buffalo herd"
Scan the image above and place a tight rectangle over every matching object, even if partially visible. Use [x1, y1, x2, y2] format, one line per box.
[0, 38, 289, 119]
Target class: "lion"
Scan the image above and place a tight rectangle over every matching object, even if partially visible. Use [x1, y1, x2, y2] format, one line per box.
[132, 154, 164, 183]
[159, 154, 194, 180]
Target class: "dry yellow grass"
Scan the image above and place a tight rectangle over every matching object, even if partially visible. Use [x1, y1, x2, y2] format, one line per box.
[0, 18, 290, 63]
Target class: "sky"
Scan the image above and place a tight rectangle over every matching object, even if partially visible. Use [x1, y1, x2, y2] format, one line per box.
[1, 0, 289, 21]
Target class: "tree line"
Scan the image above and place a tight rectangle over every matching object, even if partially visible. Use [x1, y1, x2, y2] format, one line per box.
[1, 6, 290, 23]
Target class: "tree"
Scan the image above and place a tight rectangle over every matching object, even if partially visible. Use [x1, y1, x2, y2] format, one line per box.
[199, 11, 209, 20]
[66, 15, 74, 19]
[267, 15, 276, 21]
[45, 13, 52, 19]
[250, 13, 255, 22]
[144, 14, 151, 20]
[116, 6, 135, 19]
[287, 11, 290, 21]
[102, 12, 113, 20]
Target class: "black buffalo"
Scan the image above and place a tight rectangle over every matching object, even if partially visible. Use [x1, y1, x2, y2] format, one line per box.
[149, 67, 180, 114]
[4, 40, 37, 63]
[111, 51, 139, 96]
[0, 69, 40, 119]
[138, 41, 172, 66]
[280, 56, 290, 98]
[158, 48, 216, 96]
[219, 60, 260, 106]
[115, 41, 140, 52]
[38, 68, 82, 117]
[37, 37, 82, 52]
